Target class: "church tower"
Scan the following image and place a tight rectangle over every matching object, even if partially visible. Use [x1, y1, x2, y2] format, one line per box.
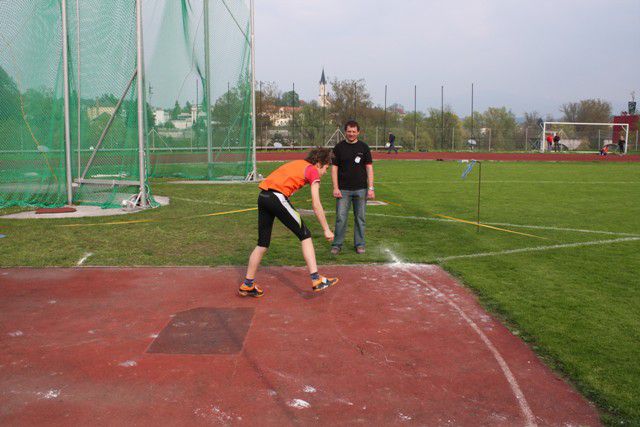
[318, 68, 329, 108]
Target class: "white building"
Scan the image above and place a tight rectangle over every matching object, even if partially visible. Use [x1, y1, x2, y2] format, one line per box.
[172, 112, 194, 129]
[154, 109, 168, 126]
[318, 68, 330, 108]
[87, 106, 116, 121]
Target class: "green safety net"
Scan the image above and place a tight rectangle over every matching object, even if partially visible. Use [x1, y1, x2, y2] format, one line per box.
[145, 0, 254, 181]
[0, 0, 153, 209]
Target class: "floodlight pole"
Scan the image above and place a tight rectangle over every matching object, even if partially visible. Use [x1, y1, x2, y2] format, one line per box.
[61, 0, 73, 205]
[248, 0, 257, 181]
[471, 83, 475, 138]
[136, 0, 147, 206]
[413, 85, 417, 151]
[441, 85, 444, 149]
[383, 85, 387, 150]
[477, 161, 482, 233]
[204, 0, 214, 174]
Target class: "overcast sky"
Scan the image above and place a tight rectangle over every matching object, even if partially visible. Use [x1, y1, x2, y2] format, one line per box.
[255, 0, 639, 118]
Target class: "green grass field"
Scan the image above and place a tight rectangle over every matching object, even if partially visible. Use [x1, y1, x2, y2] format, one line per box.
[1, 160, 639, 424]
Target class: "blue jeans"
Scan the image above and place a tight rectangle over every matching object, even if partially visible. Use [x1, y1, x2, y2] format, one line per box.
[333, 188, 367, 249]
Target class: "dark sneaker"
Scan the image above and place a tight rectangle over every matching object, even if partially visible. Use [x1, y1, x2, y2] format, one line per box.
[330, 246, 341, 255]
[238, 283, 264, 298]
[356, 246, 365, 254]
[312, 276, 339, 292]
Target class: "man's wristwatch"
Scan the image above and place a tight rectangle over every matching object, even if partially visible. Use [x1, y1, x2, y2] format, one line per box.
[368, 187, 374, 191]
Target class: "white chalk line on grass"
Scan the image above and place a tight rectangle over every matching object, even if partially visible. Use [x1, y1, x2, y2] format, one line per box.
[76, 252, 93, 266]
[377, 180, 640, 185]
[437, 237, 640, 262]
[367, 212, 640, 237]
[382, 249, 537, 427]
[479, 221, 640, 237]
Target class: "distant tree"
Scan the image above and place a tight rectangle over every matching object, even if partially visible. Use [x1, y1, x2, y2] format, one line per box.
[389, 103, 405, 114]
[97, 93, 118, 106]
[522, 111, 542, 130]
[182, 101, 192, 113]
[478, 107, 518, 150]
[423, 107, 461, 150]
[561, 99, 611, 123]
[328, 78, 372, 127]
[400, 111, 427, 150]
[300, 101, 325, 145]
[171, 101, 181, 119]
[0, 66, 20, 121]
[256, 81, 280, 109]
[279, 90, 300, 107]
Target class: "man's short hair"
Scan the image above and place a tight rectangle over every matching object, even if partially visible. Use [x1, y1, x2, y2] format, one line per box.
[344, 120, 360, 131]
[305, 147, 333, 166]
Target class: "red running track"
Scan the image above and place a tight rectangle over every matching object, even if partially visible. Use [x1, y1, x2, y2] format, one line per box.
[0, 265, 600, 426]
[257, 151, 640, 162]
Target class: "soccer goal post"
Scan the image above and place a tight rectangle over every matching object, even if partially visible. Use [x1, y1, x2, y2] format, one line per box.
[541, 121, 629, 154]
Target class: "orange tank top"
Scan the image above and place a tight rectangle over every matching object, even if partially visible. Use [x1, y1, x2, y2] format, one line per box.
[259, 159, 313, 197]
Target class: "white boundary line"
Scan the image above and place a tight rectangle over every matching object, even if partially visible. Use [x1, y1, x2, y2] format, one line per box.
[377, 180, 640, 185]
[479, 222, 640, 237]
[366, 212, 640, 237]
[437, 237, 640, 262]
[384, 255, 537, 426]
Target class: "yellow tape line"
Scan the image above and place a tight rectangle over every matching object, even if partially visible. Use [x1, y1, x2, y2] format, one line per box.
[58, 207, 258, 227]
[434, 214, 548, 239]
[191, 207, 258, 218]
[380, 199, 402, 207]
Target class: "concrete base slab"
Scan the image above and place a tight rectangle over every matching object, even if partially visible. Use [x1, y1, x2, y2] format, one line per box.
[0, 196, 170, 219]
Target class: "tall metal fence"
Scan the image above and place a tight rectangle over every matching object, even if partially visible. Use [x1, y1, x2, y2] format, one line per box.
[255, 124, 639, 152]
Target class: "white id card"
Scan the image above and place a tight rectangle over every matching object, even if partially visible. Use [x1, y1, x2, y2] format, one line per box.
[354, 156, 361, 164]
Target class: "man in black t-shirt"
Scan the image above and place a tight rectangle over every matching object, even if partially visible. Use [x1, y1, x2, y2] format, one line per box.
[330, 120, 375, 255]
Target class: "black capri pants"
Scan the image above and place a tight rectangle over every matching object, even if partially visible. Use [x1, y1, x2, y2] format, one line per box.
[257, 190, 311, 247]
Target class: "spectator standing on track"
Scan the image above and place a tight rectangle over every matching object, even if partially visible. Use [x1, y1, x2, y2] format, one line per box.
[618, 131, 626, 154]
[387, 132, 398, 154]
[239, 147, 339, 298]
[331, 120, 375, 255]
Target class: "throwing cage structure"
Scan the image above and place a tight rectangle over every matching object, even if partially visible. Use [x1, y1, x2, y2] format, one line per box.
[0, 0, 153, 209]
[144, 0, 257, 182]
[0, 0, 258, 210]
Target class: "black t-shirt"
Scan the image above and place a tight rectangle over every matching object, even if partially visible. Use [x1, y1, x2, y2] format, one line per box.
[332, 140, 373, 190]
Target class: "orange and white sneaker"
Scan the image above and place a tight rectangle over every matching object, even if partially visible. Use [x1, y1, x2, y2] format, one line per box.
[238, 282, 264, 298]
[312, 276, 339, 292]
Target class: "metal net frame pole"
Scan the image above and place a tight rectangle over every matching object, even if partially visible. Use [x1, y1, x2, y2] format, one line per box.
[61, 0, 74, 205]
[136, 0, 147, 206]
[247, 0, 257, 181]
[75, 0, 81, 181]
[204, 0, 213, 170]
